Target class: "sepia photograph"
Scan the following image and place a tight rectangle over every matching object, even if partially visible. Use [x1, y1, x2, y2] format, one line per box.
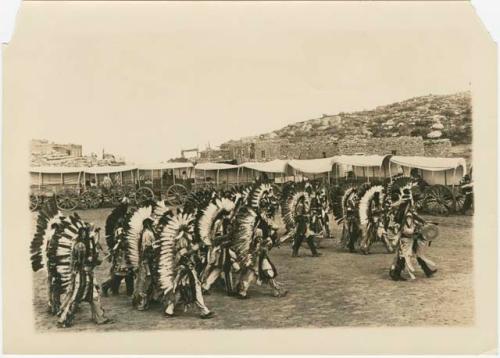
[1, 0, 497, 355]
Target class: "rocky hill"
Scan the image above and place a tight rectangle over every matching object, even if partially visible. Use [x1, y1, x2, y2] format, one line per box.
[257, 92, 472, 145]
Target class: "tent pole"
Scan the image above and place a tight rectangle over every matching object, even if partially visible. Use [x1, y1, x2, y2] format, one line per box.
[39, 172, 42, 190]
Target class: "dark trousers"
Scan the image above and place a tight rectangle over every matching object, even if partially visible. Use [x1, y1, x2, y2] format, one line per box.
[293, 234, 318, 256]
[102, 273, 134, 296]
[462, 193, 473, 214]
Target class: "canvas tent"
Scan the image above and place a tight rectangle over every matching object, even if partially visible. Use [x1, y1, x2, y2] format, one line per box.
[389, 156, 467, 185]
[136, 162, 194, 187]
[332, 154, 392, 180]
[194, 162, 240, 186]
[238, 159, 290, 183]
[82, 165, 137, 186]
[30, 166, 85, 188]
[286, 157, 337, 182]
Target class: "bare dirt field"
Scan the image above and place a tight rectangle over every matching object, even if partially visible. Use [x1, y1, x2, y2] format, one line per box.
[31, 208, 473, 331]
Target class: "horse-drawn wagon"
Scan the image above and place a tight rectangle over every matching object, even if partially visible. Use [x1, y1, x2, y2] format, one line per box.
[388, 156, 468, 215]
[30, 167, 84, 211]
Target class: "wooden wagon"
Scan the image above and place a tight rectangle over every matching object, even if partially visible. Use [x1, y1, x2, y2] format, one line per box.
[389, 156, 468, 215]
[30, 166, 85, 211]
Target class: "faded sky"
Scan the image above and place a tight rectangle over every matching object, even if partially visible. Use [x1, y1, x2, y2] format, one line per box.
[4, 2, 481, 163]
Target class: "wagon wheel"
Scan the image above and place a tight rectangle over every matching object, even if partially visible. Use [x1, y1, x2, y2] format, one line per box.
[30, 194, 40, 212]
[452, 188, 465, 214]
[165, 184, 188, 206]
[135, 186, 155, 205]
[111, 188, 126, 206]
[55, 190, 79, 211]
[117, 185, 136, 205]
[411, 185, 426, 212]
[423, 185, 454, 216]
[79, 190, 101, 209]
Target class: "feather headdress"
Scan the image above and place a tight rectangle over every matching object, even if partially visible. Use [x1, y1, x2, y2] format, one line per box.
[340, 186, 357, 217]
[30, 197, 64, 272]
[183, 190, 215, 215]
[124, 205, 154, 268]
[229, 207, 259, 265]
[153, 200, 170, 219]
[247, 182, 274, 209]
[356, 183, 373, 203]
[386, 176, 416, 203]
[50, 213, 89, 296]
[358, 185, 386, 226]
[329, 185, 346, 220]
[281, 188, 310, 231]
[194, 198, 236, 246]
[104, 202, 129, 251]
[157, 212, 194, 293]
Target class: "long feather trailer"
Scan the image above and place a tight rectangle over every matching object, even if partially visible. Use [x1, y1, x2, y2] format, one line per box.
[248, 182, 274, 210]
[125, 205, 153, 268]
[195, 198, 235, 247]
[358, 185, 385, 227]
[229, 207, 259, 265]
[157, 212, 193, 293]
[104, 202, 129, 251]
[30, 196, 63, 272]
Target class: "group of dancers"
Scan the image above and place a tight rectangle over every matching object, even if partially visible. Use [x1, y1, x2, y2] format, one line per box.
[30, 175, 440, 328]
[330, 175, 439, 280]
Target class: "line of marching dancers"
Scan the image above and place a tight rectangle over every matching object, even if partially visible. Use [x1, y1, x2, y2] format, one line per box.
[30, 176, 439, 328]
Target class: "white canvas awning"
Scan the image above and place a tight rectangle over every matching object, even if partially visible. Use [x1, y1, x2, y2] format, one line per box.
[288, 157, 336, 174]
[239, 159, 289, 173]
[30, 166, 85, 174]
[334, 154, 391, 167]
[83, 165, 137, 174]
[136, 162, 193, 170]
[194, 162, 238, 171]
[390, 156, 466, 173]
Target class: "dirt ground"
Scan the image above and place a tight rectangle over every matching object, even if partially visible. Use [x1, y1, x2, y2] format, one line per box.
[31, 208, 473, 331]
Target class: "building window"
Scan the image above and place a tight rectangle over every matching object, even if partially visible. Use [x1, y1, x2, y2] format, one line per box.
[261, 150, 266, 158]
[322, 151, 326, 158]
[391, 150, 397, 155]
